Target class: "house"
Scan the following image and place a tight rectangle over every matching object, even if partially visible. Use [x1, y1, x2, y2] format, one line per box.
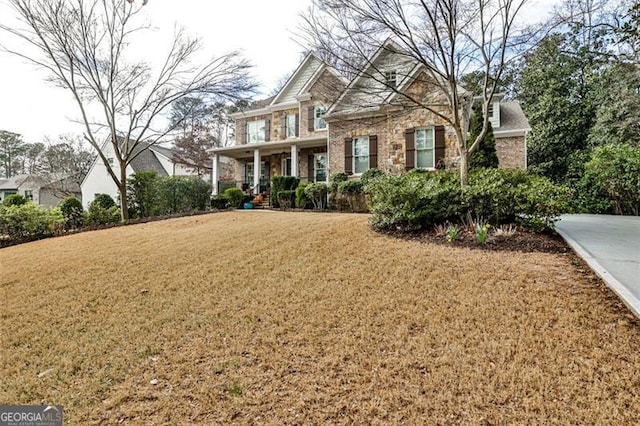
[211, 41, 530, 194]
[210, 52, 348, 194]
[81, 141, 209, 208]
[0, 173, 82, 208]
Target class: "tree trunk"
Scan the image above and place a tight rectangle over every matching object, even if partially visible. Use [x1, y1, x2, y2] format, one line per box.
[119, 164, 129, 221]
[459, 150, 469, 187]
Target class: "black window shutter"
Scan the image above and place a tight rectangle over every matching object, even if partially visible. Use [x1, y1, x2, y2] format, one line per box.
[280, 113, 286, 139]
[265, 119, 271, 142]
[308, 106, 315, 132]
[308, 154, 315, 182]
[434, 125, 445, 168]
[295, 113, 300, 137]
[405, 128, 415, 170]
[369, 135, 378, 170]
[344, 137, 353, 175]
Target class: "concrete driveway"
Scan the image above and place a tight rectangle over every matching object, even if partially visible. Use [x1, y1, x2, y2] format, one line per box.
[555, 214, 640, 316]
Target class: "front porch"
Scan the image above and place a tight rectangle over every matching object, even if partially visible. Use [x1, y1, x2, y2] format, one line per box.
[211, 137, 328, 197]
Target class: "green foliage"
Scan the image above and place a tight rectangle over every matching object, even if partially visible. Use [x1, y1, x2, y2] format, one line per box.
[368, 171, 463, 231]
[2, 194, 27, 207]
[304, 182, 328, 210]
[127, 171, 160, 218]
[85, 202, 121, 226]
[446, 224, 460, 243]
[337, 179, 366, 212]
[584, 144, 640, 215]
[224, 187, 245, 209]
[368, 169, 570, 232]
[210, 195, 229, 210]
[93, 193, 116, 209]
[329, 172, 349, 192]
[277, 190, 296, 209]
[295, 183, 311, 209]
[156, 176, 212, 214]
[59, 196, 84, 230]
[271, 175, 300, 208]
[0, 203, 64, 242]
[359, 168, 385, 186]
[468, 104, 498, 170]
[518, 34, 600, 182]
[475, 224, 490, 244]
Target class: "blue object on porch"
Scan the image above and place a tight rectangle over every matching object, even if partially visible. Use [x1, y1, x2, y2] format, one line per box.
[243, 202, 253, 209]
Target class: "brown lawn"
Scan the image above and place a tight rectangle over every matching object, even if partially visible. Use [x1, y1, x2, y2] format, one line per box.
[1, 211, 640, 424]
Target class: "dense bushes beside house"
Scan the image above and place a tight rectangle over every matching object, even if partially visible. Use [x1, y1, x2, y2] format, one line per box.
[2, 194, 27, 207]
[0, 202, 64, 243]
[366, 169, 570, 232]
[271, 176, 300, 208]
[59, 197, 85, 230]
[127, 172, 212, 218]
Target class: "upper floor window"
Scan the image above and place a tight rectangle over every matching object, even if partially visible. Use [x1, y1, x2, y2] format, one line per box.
[385, 70, 397, 88]
[286, 114, 297, 138]
[314, 106, 327, 130]
[353, 136, 370, 174]
[247, 120, 266, 143]
[415, 128, 435, 169]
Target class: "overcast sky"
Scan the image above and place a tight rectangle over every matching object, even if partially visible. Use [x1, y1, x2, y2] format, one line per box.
[0, 0, 558, 144]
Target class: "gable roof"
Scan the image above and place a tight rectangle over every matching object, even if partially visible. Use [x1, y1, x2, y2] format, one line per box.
[270, 53, 324, 106]
[129, 142, 169, 175]
[0, 174, 30, 190]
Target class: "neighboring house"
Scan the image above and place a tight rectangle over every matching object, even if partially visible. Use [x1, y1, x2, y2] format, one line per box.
[81, 142, 206, 208]
[211, 52, 348, 194]
[211, 41, 530, 194]
[0, 174, 82, 208]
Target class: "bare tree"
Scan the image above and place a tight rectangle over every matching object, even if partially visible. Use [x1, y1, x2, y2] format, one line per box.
[302, 0, 534, 185]
[1, 0, 255, 218]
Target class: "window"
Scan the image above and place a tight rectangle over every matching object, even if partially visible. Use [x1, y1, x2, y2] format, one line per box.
[488, 103, 494, 117]
[415, 128, 435, 169]
[353, 136, 370, 174]
[246, 161, 267, 184]
[314, 153, 327, 182]
[314, 106, 327, 130]
[247, 120, 266, 143]
[286, 114, 297, 138]
[282, 157, 292, 176]
[24, 190, 33, 200]
[385, 70, 397, 88]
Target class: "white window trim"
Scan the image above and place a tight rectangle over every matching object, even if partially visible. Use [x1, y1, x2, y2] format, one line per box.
[415, 127, 436, 170]
[247, 120, 266, 144]
[353, 136, 370, 176]
[286, 114, 297, 139]
[314, 153, 328, 183]
[281, 157, 292, 176]
[314, 106, 327, 131]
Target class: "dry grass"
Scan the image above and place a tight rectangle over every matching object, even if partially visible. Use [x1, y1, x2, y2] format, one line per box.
[1, 211, 640, 424]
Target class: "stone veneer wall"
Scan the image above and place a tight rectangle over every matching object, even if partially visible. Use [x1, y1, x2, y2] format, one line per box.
[328, 109, 458, 176]
[495, 136, 526, 169]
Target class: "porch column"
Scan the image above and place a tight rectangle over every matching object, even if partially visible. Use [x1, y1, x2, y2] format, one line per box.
[253, 148, 260, 193]
[211, 153, 219, 196]
[291, 144, 298, 177]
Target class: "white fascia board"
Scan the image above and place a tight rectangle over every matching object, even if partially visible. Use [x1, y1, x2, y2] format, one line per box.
[494, 128, 531, 138]
[229, 108, 271, 119]
[268, 101, 300, 112]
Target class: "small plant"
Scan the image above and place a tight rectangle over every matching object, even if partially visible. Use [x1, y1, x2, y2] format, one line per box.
[224, 187, 245, 209]
[224, 381, 244, 397]
[493, 224, 517, 238]
[434, 222, 448, 237]
[93, 193, 116, 209]
[446, 224, 460, 243]
[59, 196, 84, 230]
[475, 223, 491, 244]
[304, 182, 328, 210]
[278, 190, 295, 210]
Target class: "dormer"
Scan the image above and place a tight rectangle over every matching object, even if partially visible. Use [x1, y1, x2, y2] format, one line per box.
[473, 93, 504, 129]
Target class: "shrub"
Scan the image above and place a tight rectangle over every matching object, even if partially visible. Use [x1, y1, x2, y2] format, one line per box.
[211, 195, 230, 210]
[3, 194, 27, 207]
[0, 203, 64, 242]
[465, 168, 530, 224]
[278, 190, 296, 209]
[127, 171, 160, 218]
[93, 193, 116, 209]
[329, 172, 349, 192]
[368, 171, 462, 231]
[85, 202, 121, 227]
[156, 176, 212, 214]
[271, 175, 300, 208]
[59, 196, 84, 230]
[583, 144, 640, 215]
[360, 168, 385, 186]
[295, 183, 311, 209]
[304, 182, 328, 210]
[224, 187, 245, 209]
[514, 175, 572, 232]
[337, 180, 366, 212]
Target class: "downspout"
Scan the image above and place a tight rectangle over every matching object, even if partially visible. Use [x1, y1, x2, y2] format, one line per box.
[524, 130, 529, 169]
